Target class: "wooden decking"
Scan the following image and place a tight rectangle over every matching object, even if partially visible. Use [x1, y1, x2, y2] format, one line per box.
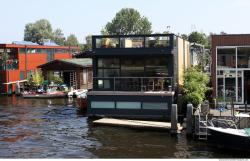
[93, 118, 183, 132]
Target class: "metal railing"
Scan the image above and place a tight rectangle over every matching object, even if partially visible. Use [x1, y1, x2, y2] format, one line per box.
[93, 77, 173, 92]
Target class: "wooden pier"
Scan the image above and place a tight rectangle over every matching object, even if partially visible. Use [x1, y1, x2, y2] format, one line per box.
[93, 118, 183, 132]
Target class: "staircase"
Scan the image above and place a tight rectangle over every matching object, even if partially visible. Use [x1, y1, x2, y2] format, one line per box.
[70, 72, 77, 89]
[198, 114, 208, 140]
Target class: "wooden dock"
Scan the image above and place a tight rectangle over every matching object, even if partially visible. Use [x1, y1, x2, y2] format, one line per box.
[93, 118, 183, 132]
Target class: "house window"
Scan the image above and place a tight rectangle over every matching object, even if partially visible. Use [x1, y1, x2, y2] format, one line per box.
[237, 47, 250, 68]
[217, 48, 236, 69]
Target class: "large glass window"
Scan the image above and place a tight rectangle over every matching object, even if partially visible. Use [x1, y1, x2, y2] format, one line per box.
[237, 47, 250, 68]
[120, 37, 144, 48]
[145, 36, 170, 48]
[121, 58, 144, 77]
[225, 72, 236, 102]
[145, 56, 168, 77]
[217, 70, 237, 102]
[217, 48, 236, 69]
[96, 38, 119, 48]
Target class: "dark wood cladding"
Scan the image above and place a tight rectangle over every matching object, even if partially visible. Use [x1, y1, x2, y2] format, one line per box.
[211, 34, 250, 97]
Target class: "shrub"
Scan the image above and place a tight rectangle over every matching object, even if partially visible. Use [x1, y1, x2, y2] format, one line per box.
[183, 67, 210, 107]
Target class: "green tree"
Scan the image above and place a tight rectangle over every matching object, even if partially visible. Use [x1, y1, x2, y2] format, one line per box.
[104, 8, 152, 35]
[181, 34, 188, 40]
[183, 67, 210, 107]
[53, 28, 65, 45]
[188, 31, 208, 46]
[24, 19, 53, 44]
[65, 34, 79, 46]
[33, 70, 44, 86]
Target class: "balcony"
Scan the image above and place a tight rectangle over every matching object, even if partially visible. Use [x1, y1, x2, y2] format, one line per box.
[92, 34, 174, 56]
[93, 77, 173, 92]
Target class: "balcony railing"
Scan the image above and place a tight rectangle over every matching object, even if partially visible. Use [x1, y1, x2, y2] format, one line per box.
[93, 34, 173, 49]
[93, 77, 173, 92]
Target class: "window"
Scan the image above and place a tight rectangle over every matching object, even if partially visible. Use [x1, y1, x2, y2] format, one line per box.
[145, 36, 170, 48]
[121, 58, 144, 77]
[98, 58, 119, 68]
[120, 37, 144, 48]
[20, 71, 25, 80]
[145, 56, 168, 77]
[19, 48, 26, 53]
[142, 102, 168, 110]
[217, 48, 236, 69]
[116, 102, 141, 109]
[237, 47, 250, 68]
[95, 38, 119, 48]
[91, 101, 115, 109]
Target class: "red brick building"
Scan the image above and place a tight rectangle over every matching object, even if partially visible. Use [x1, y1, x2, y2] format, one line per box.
[212, 34, 250, 104]
[0, 42, 80, 94]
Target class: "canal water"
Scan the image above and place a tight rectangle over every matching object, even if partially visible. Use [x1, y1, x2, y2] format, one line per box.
[0, 96, 249, 158]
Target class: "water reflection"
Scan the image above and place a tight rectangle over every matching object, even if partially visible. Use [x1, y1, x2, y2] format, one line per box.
[0, 96, 249, 158]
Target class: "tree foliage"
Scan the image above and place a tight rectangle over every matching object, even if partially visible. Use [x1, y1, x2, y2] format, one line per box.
[24, 19, 79, 46]
[104, 8, 152, 35]
[53, 28, 65, 45]
[24, 19, 53, 45]
[65, 34, 79, 46]
[188, 31, 208, 46]
[183, 67, 210, 107]
[28, 69, 44, 86]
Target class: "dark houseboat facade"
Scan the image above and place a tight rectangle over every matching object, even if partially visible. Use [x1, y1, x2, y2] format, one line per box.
[87, 34, 190, 120]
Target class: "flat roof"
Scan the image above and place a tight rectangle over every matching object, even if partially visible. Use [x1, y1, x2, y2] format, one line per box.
[38, 58, 92, 69]
[0, 43, 80, 50]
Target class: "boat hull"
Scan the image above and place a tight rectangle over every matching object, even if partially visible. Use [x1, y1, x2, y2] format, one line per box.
[208, 127, 250, 151]
[76, 97, 87, 110]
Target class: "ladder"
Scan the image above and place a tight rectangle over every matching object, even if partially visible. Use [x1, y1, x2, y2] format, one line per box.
[198, 114, 208, 140]
[70, 72, 77, 89]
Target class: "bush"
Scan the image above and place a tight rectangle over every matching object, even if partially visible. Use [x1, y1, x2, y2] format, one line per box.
[183, 67, 210, 107]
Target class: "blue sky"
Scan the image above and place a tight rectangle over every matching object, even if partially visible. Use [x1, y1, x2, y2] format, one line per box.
[1, 0, 250, 43]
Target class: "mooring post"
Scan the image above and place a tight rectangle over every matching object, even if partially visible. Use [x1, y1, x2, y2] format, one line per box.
[245, 101, 247, 113]
[171, 104, 178, 134]
[186, 103, 193, 136]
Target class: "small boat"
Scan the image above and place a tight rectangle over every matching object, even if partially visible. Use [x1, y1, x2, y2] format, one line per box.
[22, 91, 67, 99]
[76, 91, 88, 110]
[68, 89, 88, 98]
[207, 118, 250, 151]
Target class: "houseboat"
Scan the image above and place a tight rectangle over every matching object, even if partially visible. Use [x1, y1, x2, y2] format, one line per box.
[87, 34, 190, 120]
[0, 41, 80, 94]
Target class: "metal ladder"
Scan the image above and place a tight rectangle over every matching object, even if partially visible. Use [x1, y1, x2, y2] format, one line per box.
[198, 114, 208, 140]
[70, 72, 77, 89]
